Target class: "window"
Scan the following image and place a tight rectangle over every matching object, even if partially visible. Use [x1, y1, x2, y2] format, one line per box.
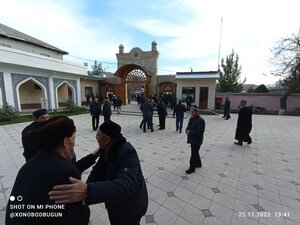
[182, 87, 195, 102]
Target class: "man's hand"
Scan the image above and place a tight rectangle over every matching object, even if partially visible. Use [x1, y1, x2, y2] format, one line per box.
[186, 130, 189, 135]
[49, 177, 87, 204]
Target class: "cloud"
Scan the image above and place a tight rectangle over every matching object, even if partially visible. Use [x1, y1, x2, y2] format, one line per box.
[1, 0, 299, 84]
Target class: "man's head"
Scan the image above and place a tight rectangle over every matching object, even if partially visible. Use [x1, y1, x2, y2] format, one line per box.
[96, 121, 121, 150]
[28, 116, 76, 160]
[178, 99, 182, 104]
[240, 100, 247, 107]
[190, 105, 199, 118]
[103, 96, 109, 103]
[32, 109, 49, 122]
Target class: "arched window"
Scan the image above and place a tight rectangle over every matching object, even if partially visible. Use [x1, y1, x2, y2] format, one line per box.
[126, 69, 147, 82]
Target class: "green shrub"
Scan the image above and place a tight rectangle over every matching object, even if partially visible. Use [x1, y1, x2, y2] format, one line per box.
[0, 103, 19, 121]
[64, 98, 86, 113]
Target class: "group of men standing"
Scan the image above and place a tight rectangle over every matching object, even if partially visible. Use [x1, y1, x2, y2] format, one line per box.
[6, 94, 254, 225]
[8, 107, 148, 225]
[89, 96, 112, 131]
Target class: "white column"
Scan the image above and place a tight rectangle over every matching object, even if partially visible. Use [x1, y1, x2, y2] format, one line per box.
[48, 75, 55, 110]
[3, 72, 15, 107]
[76, 77, 81, 107]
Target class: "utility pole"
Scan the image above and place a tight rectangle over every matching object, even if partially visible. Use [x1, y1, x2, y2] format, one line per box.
[217, 17, 223, 71]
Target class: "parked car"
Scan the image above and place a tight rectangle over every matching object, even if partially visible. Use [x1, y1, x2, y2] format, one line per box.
[251, 106, 266, 114]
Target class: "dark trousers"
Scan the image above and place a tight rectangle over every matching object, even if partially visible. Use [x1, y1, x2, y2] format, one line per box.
[189, 143, 202, 170]
[176, 116, 184, 132]
[159, 115, 166, 129]
[92, 115, 99, 130]
[142, 116, 153, 132]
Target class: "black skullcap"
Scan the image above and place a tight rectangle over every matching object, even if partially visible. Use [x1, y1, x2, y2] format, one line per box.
[27, 116, 76, 151]
[32, 109, 47, 119]
[99, 120, 121, 138]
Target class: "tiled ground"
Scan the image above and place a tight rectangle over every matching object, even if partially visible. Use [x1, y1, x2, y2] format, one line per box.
[0, 103, 300, 225]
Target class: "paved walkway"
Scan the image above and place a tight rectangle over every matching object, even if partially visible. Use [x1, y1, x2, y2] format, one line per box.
[0, 103, 300, 225]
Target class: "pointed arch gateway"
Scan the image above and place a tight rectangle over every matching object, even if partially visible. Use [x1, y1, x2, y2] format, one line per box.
[16, 77, 47, 110]
[114, 64, 151, 104]
[55, 81, 75, 108]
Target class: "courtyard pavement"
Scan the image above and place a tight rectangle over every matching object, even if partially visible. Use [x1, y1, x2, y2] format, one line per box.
[0, 103, 300, 225]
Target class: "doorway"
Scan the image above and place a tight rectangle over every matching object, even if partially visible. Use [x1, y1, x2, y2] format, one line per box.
[199, 87, 208, 109]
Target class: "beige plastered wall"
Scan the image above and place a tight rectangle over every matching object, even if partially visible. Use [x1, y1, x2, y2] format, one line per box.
[19, 80, 43, 104]
[176, 78, 217, 110]
[80, 79, 99, 102]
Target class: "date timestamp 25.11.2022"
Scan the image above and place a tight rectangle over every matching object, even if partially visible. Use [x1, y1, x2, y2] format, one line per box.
[239, 211, 290, 218]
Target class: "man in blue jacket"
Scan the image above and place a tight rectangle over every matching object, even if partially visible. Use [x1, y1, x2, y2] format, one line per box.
[49, 120, 148, 225]
[185, 105, 205, 174]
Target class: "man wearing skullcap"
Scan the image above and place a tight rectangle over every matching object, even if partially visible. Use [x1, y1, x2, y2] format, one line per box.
[173, 99, 186, 133]
[49, 120, 148, 225]
[21, 109, 49, 161]
[6, 116, 90, 225]
[185, 105, 205, 174]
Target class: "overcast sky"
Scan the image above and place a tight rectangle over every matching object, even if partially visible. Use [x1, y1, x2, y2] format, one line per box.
[1, 0, 299, 84]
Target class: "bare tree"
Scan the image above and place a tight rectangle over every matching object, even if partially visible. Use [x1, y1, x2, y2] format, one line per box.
[272, 29, 300, 114]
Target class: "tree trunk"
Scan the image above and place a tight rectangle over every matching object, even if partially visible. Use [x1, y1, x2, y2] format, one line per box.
[278, 88, 296, 115]
[278, 94, 288, 115]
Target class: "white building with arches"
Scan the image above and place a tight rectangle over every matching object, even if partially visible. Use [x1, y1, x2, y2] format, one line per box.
[0, 23, 86, 111]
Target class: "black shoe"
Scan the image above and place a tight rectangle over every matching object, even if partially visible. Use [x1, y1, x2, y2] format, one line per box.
[247, 140, 252, 145]
[139, 126, 142, 129]
[234, 142, 243, 146]
[185, 168, 195, 174]
[151, 130, 154, 132]
[196, 164, 202, 168]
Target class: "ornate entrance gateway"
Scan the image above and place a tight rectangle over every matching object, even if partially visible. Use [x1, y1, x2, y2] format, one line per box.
[114, 42, 159, 104]
[114, 64, 151, 104]
[126, 68, 148, 97]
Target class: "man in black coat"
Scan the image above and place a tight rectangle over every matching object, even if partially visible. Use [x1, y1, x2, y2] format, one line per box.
[157, 98, 167, 130]
[185, 105, 205, 174]
[234, 100, 252, 146]
[223, 96, 231, 120]
[90, 97, 101, 131]
[49, 120, 148, 225]
[6, 116, 89, 225]
[21, 108, 49, 161]
[102, 96, 112, 122]
[173, 99, 186, 133]
[140, 98, 154, 132]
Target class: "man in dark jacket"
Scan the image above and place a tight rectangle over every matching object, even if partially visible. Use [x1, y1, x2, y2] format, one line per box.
[49, 120, 148, 225]
[21, 108, 49, 161]
[173, 99, 186, 133]
[234, 100, 252, 146]
[223, 96, 231, 120]
[185, 105, 205, 174]
[90, 97, 101, 131]
[157, 98, 167, 130]
[6, 116, 89, 225]
[140, 98, 154, 132]
[102, 96, 112, 122]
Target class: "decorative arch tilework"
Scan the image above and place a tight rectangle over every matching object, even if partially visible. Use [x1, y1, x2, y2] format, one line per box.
[0, 73, 6, 104]
[11, 73, 50, 111]
[53, 78, 78, 104]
